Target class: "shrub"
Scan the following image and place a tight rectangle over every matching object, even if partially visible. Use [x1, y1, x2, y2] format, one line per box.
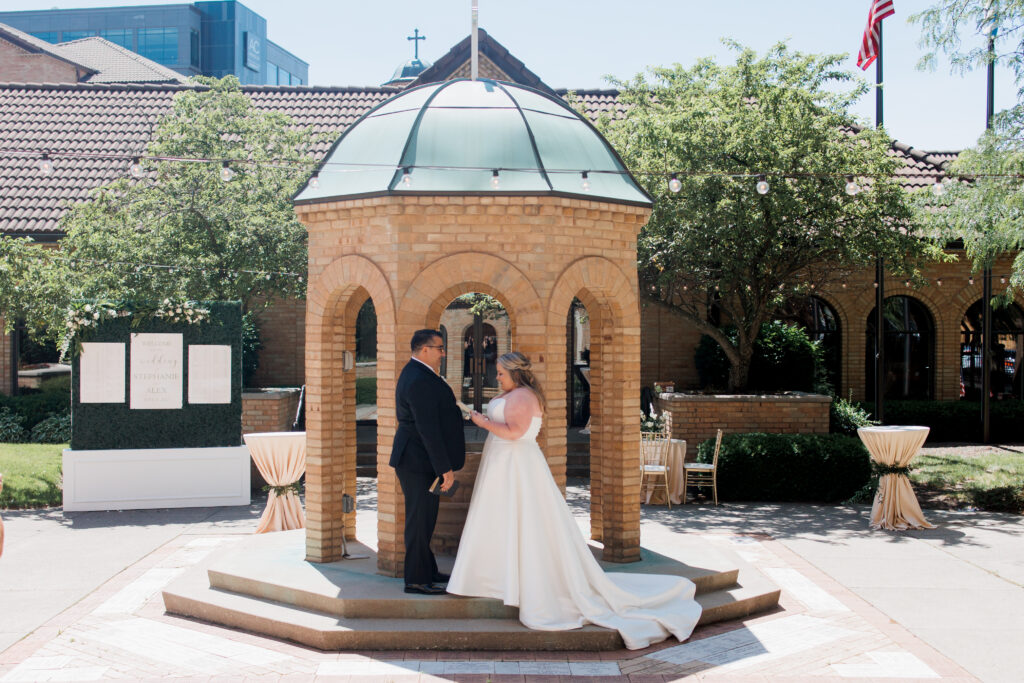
[696, 432, 871, 502]
[695, 321, 827, 392]
[355, 377, 377, 405]
[858, 400, 1024, 443]
[30, 413, 71, 443]
[830, 394, 877, 436]
[0, 408, 27, 443]
[0, 387, 70, 432]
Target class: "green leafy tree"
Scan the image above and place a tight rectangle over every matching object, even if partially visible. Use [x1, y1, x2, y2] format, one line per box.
[598, 42, 936, 390]
[0, 76, 321, 344]
[912, 1, 1024, 292]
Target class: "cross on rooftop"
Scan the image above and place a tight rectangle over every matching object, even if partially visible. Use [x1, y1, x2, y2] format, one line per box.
[407, 29, 426, 59]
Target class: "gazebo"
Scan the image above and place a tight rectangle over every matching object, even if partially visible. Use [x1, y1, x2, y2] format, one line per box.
[293, 78, 654, 574]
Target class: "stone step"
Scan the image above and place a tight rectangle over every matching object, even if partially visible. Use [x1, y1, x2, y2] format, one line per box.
[161, 530, 779, 651]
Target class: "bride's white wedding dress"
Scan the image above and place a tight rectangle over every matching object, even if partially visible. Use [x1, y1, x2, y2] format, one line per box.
[446, 397, 702, 650]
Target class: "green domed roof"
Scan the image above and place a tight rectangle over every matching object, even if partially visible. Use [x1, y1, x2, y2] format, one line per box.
[294, 78, 652, 207]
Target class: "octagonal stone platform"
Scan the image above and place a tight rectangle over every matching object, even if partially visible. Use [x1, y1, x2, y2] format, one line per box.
[162, 530, 780, 651]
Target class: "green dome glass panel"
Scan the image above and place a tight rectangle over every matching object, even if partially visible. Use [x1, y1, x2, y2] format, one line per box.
[294, 79, 652, 207]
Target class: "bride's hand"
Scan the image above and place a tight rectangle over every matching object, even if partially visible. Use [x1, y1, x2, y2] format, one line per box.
[469, 410, 488, 428]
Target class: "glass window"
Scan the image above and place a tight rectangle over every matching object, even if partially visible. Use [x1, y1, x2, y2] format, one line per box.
[99, 29, 132, 49]
[866, 296, 935, 400]
[30, 32, 60, 43]
[960, 300, 1024, 400]
[137, 27, 178, 64]
[266, 62, 278, 85]
[290, 73, 302, 85]
[189, 29, 199, 67]
[61, 30, 95, 42]
[780, 296, 841, 393]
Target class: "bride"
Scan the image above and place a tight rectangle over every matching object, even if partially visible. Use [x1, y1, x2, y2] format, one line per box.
[446, 351, 702, 650]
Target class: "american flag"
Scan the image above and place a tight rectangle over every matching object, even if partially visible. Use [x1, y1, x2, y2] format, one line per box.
[857, 0, 895, 70]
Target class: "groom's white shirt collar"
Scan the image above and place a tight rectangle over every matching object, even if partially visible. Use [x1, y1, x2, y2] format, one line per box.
[411, 356, 437, 375]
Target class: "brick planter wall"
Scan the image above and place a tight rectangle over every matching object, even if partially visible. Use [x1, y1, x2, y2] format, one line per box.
[657, 392, 832, 449]
[242, 388, 302, 434]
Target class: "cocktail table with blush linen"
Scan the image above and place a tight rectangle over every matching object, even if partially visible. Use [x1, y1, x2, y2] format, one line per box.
[643, 438, 686, 505]
[243, 431, 306, 533]
[857, 425, 935, 531]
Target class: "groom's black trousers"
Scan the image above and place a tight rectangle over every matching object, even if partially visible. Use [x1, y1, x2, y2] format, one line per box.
[395, 466, 439, 585]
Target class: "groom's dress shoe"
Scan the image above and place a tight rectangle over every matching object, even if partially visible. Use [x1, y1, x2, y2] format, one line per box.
[432, 572, 450, 584]
[404, 583, 446, 595]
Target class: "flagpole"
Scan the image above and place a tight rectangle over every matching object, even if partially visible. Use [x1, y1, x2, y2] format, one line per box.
[874, 19, 886, 424]
[982, 28, 995, 443]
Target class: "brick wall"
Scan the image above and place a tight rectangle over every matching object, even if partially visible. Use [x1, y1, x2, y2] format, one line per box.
[249, 298, 305, 388]
[657, 392, 831, 448]
[0, 38, 85, 83]
[241, 388, 301, 434]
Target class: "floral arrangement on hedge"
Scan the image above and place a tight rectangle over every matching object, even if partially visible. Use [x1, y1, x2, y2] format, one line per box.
[60, 298, 211, 359]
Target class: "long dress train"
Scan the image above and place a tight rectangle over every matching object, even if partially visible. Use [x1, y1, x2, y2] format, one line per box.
[447, 398, 702, 650]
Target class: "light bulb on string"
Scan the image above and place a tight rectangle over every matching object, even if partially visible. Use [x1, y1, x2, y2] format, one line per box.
[845, 176, 859, 195]
[308, 171, 320, 189]
[937, 278, 943, 287]
[129, 157, 143, 179]
[220, 161, 234, 182]
[402, 167, 412, 187]
[755, 175, 769, 195]
[38, 153, 53, 175]
[969, 276, 975, 286]
[904, 279, 910, 288]
[491, 169, 500, 189]
[1001, 276, 1007, 284]
[842, 282, 848, 289]
[581, 171, 591, 192]
[932, 178, 945, 196]
[668, 174, 682, 193]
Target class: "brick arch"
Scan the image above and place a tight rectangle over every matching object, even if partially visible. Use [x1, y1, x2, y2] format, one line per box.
[397, 252, 544, 332]
[305, 255, 396, 563]
[547, 257, 641, 563]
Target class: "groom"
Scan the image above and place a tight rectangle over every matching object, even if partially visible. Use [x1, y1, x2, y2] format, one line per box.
[390, 329, 466, 595]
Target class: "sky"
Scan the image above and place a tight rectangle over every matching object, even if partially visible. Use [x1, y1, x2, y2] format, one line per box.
[10, 0, 1021, 151]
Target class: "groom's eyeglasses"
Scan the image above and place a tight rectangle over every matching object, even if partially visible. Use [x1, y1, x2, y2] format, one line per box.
[424, 345, 446, 352]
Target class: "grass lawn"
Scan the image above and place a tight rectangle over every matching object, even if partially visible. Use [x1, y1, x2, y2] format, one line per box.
[912, 447, 1024, 512]
[0, 442, 64, 509]
[356, 377, 376, 404]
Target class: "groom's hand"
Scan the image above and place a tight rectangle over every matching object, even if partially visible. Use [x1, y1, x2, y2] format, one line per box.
[441, 470, 454, 492]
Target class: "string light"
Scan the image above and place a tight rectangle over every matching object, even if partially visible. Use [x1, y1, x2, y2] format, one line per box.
[402, 167, 412, 187]
[308, 171, 320, 189]
[38, 153, 53, 175]
[129, 157, 143, 179]
[969, 276, 975, 286]
[668, 173, 682, 193]
[1001, 276, 1007, 284]
[937, 278, 943, 286]
[220, 161, 234, 182]
[845, 176, 860, 196]
[581, 171, 591, 192]
[932, 178, 945, 196]
[491, 169, 500, 189]
[755, 175, 770, 195]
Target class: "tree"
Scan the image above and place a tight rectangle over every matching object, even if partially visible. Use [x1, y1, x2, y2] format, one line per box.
[913, 0, 1024, 102]
[598, 42, 937, 390]
[912, 1, 1024, 292]
[0, 76, 321, 345]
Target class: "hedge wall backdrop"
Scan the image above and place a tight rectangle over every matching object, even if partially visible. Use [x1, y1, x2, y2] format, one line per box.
[70, 301, 242, 450]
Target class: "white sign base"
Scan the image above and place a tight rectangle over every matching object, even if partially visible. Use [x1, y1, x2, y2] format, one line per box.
[62, 446, 250, 512]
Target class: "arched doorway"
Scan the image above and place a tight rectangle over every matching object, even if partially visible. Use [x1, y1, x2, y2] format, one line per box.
[960, 300, 1024, 399]
[866, 296, 935, 400]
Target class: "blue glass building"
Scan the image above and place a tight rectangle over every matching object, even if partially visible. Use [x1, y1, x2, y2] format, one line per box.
[0, 1, 307, 85]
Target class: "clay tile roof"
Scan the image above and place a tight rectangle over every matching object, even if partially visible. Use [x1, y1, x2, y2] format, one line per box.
[0, 80, 956, 239]
[51, 37, 188, 84]
[0, 82, 391, 237]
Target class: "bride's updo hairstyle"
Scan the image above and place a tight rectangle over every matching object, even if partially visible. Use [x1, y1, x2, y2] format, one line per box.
[498, 351, 546, 410]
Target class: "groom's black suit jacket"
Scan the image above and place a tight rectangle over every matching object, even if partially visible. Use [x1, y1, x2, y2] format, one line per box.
[389, 359, 466, 476]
